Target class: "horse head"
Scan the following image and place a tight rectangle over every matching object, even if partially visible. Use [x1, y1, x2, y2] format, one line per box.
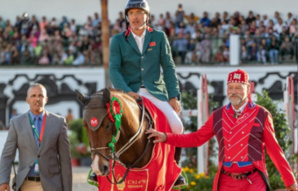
[76, 88, 153, 178]
[76, 88, 115, 175]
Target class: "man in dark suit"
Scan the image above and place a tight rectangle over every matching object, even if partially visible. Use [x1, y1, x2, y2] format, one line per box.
[109, 0, 185, 187]
[0, 83, 72, 191]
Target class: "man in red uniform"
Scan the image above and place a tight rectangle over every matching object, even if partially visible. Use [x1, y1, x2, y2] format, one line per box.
[146, 69, 297, 191]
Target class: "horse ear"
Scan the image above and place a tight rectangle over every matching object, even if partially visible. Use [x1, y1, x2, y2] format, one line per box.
[102, 88, 111, 106]
[75, 89, 91, 106]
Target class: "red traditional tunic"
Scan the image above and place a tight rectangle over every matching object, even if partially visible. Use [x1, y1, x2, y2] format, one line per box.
[166, 102, 296, 191]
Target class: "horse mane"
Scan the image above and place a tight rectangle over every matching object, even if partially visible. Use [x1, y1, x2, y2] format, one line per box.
[90, 88, 140, 125]
[99, 88, 137, 105]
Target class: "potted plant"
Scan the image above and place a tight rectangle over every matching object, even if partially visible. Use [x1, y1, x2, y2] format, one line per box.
[78, 125, 92, 166]
[68, 118, 92, 166]
[68, 131, 81, 166]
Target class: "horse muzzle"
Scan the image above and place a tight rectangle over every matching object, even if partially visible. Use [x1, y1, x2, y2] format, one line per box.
[91, 155, 110, 176]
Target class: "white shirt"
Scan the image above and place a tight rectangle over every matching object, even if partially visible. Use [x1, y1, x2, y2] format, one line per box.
[273, 23, 285, 34]
[232, 100, 248, 113]
[131, 30, 146, 54]
[262, 19, 269, 27]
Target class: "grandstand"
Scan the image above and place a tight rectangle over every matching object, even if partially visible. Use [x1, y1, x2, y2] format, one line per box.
[1, 1, 298, 65]
[0, 0, 297, 124]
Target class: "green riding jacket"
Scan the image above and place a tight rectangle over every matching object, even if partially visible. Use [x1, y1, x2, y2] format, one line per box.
[109, 27, 180, 101]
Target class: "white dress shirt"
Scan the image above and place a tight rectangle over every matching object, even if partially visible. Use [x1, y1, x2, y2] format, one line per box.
[131, 30, 146, 54]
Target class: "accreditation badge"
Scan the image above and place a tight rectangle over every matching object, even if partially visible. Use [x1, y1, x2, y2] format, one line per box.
[34, 159, 39, 174]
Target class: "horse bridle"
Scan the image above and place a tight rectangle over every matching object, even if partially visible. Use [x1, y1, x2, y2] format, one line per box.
[86, 97, 153, 184]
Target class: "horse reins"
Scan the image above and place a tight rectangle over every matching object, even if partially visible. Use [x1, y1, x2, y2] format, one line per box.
[114, 97, 146, 158]
[90, 147, 110, 162]
[107, 97, 153, 184]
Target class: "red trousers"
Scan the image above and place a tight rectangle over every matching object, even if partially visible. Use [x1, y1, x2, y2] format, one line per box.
[219, 171, 266, 191]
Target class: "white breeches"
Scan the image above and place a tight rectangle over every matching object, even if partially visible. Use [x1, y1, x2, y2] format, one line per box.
[138, 88, 183, 134]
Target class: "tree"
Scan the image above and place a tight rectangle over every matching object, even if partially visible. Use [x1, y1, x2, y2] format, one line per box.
[256, 90, 296, 189]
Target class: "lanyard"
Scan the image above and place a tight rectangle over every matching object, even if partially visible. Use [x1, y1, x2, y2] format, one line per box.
[28, 113, 46, 143]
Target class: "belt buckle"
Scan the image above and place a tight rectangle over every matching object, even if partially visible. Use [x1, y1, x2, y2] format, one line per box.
[27, 176, 40, 181]
[231, 173, 242, 180]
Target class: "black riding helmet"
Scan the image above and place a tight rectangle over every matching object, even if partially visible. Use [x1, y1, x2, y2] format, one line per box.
[124, 0, 150, 16]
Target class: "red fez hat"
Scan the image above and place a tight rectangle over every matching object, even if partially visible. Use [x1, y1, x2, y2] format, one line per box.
[227, 69, 249, 84]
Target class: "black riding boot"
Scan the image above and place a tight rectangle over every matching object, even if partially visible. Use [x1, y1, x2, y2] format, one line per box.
[174, 147, 187, 187]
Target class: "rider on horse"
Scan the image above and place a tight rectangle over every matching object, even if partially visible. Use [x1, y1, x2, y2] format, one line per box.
[108, 0, 186, 188]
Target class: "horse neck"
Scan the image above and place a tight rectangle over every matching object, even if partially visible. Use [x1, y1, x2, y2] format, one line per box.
[118, 94, 142, 144]
[115, 94, 153, 167]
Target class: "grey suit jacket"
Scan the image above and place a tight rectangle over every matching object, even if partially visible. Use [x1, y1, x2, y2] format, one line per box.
[0, 111, 72, 191]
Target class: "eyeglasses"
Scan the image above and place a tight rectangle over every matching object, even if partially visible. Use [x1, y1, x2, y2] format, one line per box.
[127, 11, 145, 17]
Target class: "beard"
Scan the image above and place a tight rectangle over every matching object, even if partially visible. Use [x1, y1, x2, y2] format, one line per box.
[228, 94, 243, 106]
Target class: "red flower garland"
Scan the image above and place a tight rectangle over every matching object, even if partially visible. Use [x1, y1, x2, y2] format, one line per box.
[106, 96, 123, 153]
[106, 98, 122, 123]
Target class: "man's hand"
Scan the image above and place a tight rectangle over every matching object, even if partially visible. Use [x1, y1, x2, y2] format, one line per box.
[169, 98, 180, 113]
[128, 91, 140, 100]
[145, 128, 167, 143]
[287, 183, 298, 191]
[0, 183, 10, 191]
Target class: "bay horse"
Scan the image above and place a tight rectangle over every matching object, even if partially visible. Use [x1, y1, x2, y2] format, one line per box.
[76, 88, 155, 182]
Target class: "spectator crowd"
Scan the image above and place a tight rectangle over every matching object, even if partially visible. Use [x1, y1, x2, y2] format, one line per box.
[0, 5, 297, 66]
[0, 12, 102, 65]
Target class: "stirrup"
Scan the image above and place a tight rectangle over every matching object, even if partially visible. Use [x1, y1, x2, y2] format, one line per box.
[172, 170, 188, 190]
[87, 169, 98, 187]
